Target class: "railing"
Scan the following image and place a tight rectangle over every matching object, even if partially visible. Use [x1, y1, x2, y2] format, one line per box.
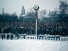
[0, 33, 68, 41]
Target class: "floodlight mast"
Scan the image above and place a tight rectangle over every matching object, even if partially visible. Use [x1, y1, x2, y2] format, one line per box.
[33, 5, 39, 37]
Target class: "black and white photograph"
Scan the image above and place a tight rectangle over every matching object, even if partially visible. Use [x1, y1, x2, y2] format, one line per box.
[0, 0, 68, 51]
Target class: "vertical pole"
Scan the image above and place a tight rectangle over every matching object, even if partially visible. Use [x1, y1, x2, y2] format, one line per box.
[35, 11, 38, 40]
[33, 5, 39, 40]
[36, 17, 37, 36]
[36, 18, 37, 40]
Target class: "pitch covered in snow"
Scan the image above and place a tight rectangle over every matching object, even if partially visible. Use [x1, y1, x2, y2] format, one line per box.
[0, 39, 68, 51]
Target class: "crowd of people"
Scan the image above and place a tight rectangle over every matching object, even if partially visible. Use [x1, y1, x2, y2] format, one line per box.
[0, 21, 68, 35]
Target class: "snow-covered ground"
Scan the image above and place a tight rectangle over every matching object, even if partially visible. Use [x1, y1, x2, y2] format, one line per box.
[0, 39, 68, 51]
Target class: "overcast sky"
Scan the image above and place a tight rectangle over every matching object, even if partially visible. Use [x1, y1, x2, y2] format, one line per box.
[0, 0, 67, 16]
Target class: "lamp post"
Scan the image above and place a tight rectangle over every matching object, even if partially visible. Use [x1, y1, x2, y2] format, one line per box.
[33, 5, 39, 36]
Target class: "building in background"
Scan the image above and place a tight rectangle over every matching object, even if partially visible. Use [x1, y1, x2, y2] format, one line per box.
[21, 6, 25, 15]
[19, 6, 26, 21]
[2, 8, 4, 15]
